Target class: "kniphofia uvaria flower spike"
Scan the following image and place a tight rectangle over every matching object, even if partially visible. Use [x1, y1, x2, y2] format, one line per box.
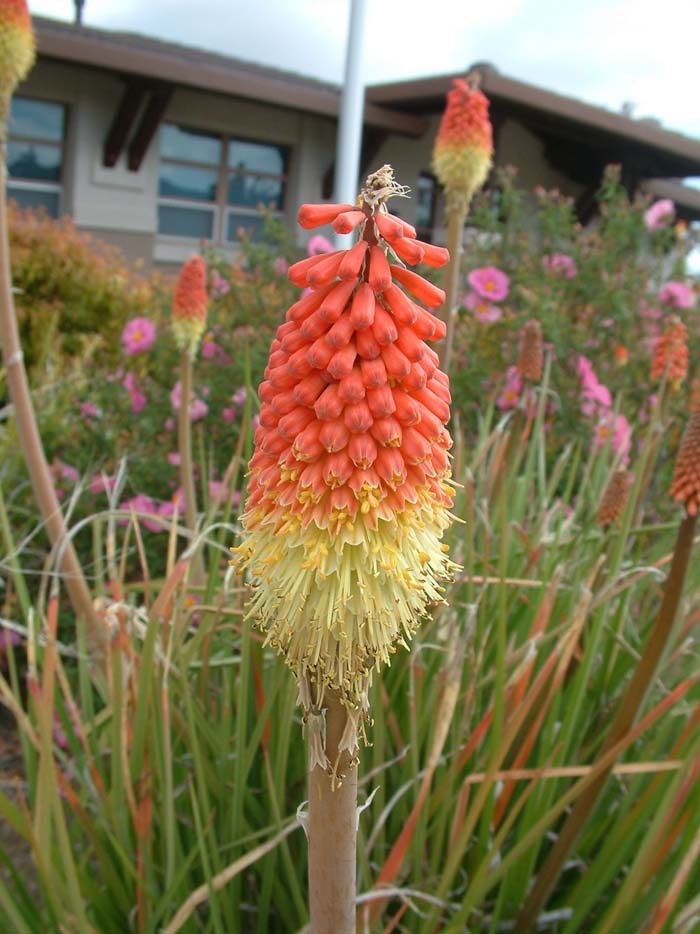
[171, 255, 208, 359]
[234, 165, 459, 761]
[0, 0, 35, 122]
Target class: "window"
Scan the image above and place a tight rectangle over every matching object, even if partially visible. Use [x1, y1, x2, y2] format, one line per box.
[7, 97, 66, 217]
[415, 172, 438, 243]
[158, 123, 289, 244]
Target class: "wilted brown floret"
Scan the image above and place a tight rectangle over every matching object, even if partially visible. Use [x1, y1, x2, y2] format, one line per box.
[670, 412, 700, 515]
[596, 470, 631, 528]
[517, 319, 543, 382]
[651, 316, 688, 388]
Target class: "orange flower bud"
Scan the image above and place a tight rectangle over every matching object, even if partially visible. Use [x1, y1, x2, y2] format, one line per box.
[171, 256, 207, 357]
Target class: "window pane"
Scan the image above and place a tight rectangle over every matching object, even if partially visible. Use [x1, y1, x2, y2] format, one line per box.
[226, 211, 267, 243]
[7, 141, 62, 182]
[160, 124, 222, 165]
[9, 98, 64, 141]
[158, 204, 215, 239]
[228, 172, 284, 208]
[228, 140, 287, 176]
[159, 164, 218, 201]
[8, 186, 60, 217]
[415, 174, 436, 234]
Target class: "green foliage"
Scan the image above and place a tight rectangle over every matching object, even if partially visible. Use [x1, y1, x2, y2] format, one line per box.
[1, 178, 700, 931]
[7, 203, 160, 379]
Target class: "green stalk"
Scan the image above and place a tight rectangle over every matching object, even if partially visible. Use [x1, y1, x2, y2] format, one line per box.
[178, 351, 204, 582]
[0, 148, 101, 650]
[308, 692, 357, 934]
[515, 510, 698, 931]
[438, 207, 466, 373]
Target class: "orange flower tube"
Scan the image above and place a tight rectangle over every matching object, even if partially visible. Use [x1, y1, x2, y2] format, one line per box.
[234, 166, 458, 757]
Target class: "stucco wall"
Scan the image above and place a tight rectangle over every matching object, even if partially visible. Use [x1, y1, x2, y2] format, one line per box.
[17, 59, 338, 266]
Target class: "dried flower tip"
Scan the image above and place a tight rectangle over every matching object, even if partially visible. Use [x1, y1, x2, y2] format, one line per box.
[670, 412, 700, 515]
[0, 0, 34, 115]
[517, 319, 543, 382]
[172, 256, 208, 358]
[432, 77, 494, 213]
[650, 315, 688, 389]
[359, 165, 410, 211]
[596, 470, 631, 528]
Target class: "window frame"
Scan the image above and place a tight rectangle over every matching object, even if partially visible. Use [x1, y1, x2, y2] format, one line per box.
[6, 96, 67, 218]
[157, 122, 290, 245]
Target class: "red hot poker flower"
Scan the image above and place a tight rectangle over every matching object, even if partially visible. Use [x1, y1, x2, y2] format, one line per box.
[0, 0, 35, 111]
[172, 256, 208, 358]
[432, 76, 494, 212]
[234, 165, 458, 757]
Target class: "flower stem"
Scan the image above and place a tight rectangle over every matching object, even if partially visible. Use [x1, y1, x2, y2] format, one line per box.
[439, 206, 465, 372]
[0, 148, 101, 650]
[178, 352, 203, 581]
[308, 692, 357, 934]
[515, 510, 698, 931]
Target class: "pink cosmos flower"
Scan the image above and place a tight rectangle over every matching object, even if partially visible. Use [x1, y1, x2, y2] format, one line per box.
[209, 268, 230, 298]
[201, 332, 231, 364]
[120, 494, 161, 532]
[307, 234, 334, 256]
[209, 480, 228, 504]
[232, 387, 247, 407]
[189, 398, 208, 422]
[543, 253, 577, 278]
[640, 302, 662, 321]
[1, 629, 22, 652]
[54, 460, 79, 484]
[578, 355, 612, 415]
[170, 381, 208, 420]
[222, 407, 236, 424]
[89, 473, 117, 495]
[497, 366, 522, 410]
[467, 266, 509, 302]
[273, 256, 289, 276]
[593, 412, 632, 466]
[644, 199, 675, 232]
[80, 401, 100, 418]
[123, 372, 146, 414]
[167, 452, 181, 466]
[164, 417, 175, 431]
[466, 290, 502, 322]
[121, 317, 156, 355]
[659, 281, 694, 309]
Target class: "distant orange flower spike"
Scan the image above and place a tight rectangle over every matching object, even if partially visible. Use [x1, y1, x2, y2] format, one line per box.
[651, 315, 688, 389]
[233, 166, 459, 756]
[172, 255, 208, 357]
[517, 319, 544, 382]
[0, 0, 35, 104]
[670, 412, 700, 515]
[432, 76, 494, 212]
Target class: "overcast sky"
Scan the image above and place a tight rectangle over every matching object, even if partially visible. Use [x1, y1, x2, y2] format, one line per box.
[29, 0, 700, 140]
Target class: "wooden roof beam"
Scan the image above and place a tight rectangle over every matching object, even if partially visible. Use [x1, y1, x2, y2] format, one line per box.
[127, 84, 173, 172]
[102, 78, 148, 168]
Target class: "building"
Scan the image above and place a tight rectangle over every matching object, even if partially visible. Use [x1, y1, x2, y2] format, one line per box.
[11, 16, 700, 267]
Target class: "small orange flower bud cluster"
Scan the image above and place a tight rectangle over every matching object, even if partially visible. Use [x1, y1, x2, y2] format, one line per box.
[0, 0, 35, 114]
[596, 470, 631, 528]
[670, 412, 700, 516]
[650, 315, 688, 389]
[234, 166, 458, 757]
[171, 256, 208, 358]
[432, 76, 494, 213]
[517, 319, 543, 382]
